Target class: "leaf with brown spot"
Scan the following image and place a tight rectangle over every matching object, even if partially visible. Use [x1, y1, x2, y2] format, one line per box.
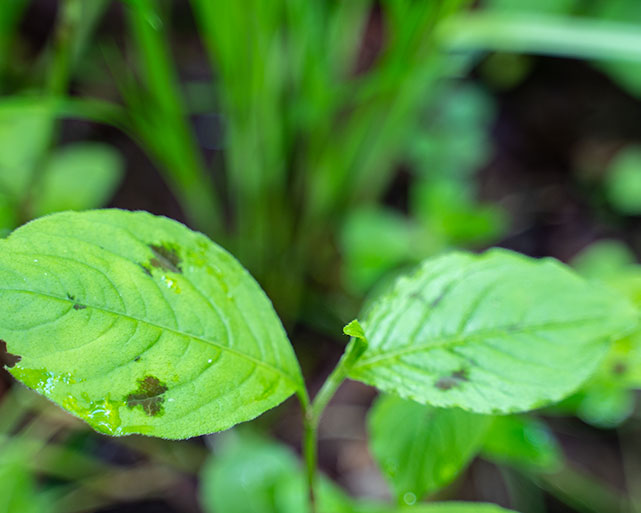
[436, 369, 468, 391]
[0, 209, 303, 438]
[349, 249, 637, 414]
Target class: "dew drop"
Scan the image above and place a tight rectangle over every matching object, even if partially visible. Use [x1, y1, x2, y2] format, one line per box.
[403, 492, 417, 506]
[208, 359, 213, 364]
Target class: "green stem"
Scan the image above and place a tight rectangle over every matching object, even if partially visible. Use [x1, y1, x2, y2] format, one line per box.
[301, 328, 368, 513]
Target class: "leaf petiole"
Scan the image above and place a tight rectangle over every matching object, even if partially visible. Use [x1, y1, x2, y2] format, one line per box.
[301, 320, 368, 513]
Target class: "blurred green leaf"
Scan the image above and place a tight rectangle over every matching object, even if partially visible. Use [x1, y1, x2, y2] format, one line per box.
[368, 395, 490, 501]
[483, 0, 578, 15]
[571, 239, 636, 279]
[409, 85, 493, 179]
[440, 13, 641, 63]
[590, 0, 641, 97]
[482, 415, 562, 472]
[605, 146, 641, 215]
[341, 207, 422, 293]
[0, 192, 17, 237]
[352, 502, 517, 513]
[0, 441, 51, 513]
[411, 180, 507, 246]
[31, 142, 124, 217]
[199, 432, 351, 513]
[0, 99, 53, 200]
[575, 382, 635, 429]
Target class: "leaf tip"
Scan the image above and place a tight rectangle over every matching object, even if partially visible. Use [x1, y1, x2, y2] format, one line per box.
[343, 319, 366, 340]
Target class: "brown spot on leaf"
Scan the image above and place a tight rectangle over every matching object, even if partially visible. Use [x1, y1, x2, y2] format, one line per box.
[126, 375, 168, 416]
[134, 356, 141, 362]
[435, 368, 469, 391]
[0, 340, 21, 368]
[148, 243, 182, 274]
[613, 362, 627, 375]
[67, 293, 86, 310]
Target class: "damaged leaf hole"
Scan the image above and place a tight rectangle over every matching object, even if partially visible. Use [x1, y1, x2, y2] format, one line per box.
[148, 243, 182, 274]
[66, 293, 86, 310]
[0, 340, 21, 368]
[126, 375, 168, 416]
[435, 368, 469, 391]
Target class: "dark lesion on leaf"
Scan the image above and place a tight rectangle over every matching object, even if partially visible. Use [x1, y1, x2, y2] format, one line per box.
[613, 361, 627, 376]
[66, 293, 86, 310]
[0, 340, 21, 368]
[410, 289, 447, 309]
[126, 375, 168, 416]
[148, 243, 182, 274]
[435, 368, 469, 391]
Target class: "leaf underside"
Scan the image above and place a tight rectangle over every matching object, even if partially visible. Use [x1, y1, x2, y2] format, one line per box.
[0, 210, 303, 439]
[349, 249, 636, 414]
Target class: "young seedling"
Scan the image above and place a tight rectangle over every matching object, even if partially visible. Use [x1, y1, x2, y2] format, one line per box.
[0, 209, 635, 512]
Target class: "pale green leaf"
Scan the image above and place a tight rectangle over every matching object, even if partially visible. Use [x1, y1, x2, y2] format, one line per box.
[368, 394, 490, 501]
[32, 143, 124, 217]
[482, 415, 562, 472]
[440, 13, 641, 64]
[0, 99, 53, 199]
[348, 249, 636, 413]
[199, 432, 351, 513]
[0, 209, 303, 439]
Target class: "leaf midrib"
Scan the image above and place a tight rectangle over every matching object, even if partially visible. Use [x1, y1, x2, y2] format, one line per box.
[3, 287, 301, 389]
[353, 315, 613, 371]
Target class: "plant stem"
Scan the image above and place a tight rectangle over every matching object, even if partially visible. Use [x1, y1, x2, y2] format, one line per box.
[301, 331, 368, 513]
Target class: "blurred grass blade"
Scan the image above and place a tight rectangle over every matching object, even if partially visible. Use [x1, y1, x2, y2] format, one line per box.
[126, 0, 223, 236]
[440, 13, 641, 62]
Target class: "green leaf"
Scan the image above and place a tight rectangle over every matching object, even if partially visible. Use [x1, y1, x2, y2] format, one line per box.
[199, 432, 351, 513]
[343, 319, 366, 341]
[368, 394, 491, 501]
[348, 249, 636, 414]
[31, 142, 124, 217]
[0, 209, 303, 439]
[605, 146, 641, 215]
[482, 415, 562, 472]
